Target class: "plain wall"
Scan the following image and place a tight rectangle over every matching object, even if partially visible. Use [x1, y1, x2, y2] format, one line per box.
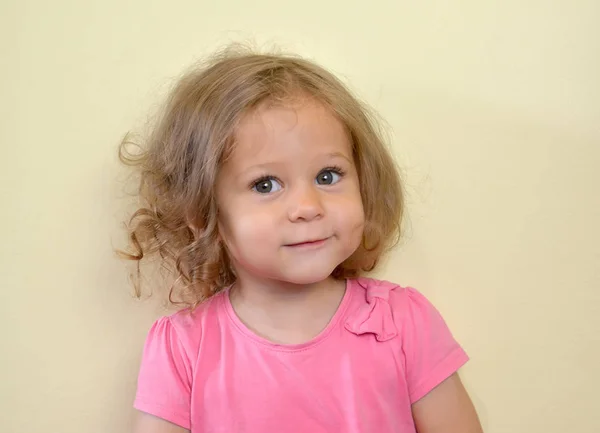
[1, 1, 599, 432]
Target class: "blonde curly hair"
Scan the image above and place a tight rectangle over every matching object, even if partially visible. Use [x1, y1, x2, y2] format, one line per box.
[119, 46, 404, 308]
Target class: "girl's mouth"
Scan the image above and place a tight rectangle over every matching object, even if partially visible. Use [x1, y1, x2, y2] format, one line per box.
[285, 237, 330, 248]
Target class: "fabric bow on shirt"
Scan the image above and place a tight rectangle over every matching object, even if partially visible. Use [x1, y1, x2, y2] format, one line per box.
[345, 278, 398, 342]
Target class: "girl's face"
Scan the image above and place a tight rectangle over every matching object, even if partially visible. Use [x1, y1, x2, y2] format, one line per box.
[215, 98, 365, 286]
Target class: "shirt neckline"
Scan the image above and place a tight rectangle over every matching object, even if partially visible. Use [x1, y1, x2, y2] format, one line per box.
[221, 279, 355, 353]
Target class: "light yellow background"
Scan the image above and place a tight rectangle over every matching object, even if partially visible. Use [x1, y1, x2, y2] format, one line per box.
[1, 1, 599, 432]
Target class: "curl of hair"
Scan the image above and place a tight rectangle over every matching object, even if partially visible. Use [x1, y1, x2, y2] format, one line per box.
[118, 45, 404, 308]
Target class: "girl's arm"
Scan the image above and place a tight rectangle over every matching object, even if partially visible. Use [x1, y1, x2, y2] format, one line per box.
[412, 373, 483, 433]
[133, 412, 190, 433]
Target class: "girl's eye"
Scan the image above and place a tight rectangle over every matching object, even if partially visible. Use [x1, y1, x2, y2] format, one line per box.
[252, 178, 282, 194]
[315, 169, 342, 185]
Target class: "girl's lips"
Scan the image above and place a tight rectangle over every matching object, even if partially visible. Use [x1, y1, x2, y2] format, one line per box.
[285, 238, 330, 248]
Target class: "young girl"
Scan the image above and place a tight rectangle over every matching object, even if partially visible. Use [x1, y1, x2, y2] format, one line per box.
[120, 46, 482, 433]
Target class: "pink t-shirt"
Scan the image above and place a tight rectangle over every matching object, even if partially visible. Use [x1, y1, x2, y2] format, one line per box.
[134, 278, 468, 432]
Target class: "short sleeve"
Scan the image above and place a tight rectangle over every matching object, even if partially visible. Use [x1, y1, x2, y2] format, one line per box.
[399, 288, 469, 403]
[134, 316, 192, 429]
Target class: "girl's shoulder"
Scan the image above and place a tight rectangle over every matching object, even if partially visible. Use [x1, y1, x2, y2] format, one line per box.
[349, 276, 429, 305]
[345, 277, 455, 343]
[345, 277, 468, 404]
[142, 290, 227, 359]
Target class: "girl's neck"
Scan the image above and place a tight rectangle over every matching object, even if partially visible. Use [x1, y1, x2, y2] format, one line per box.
[232, 274, 338, 304]
[228, 275, 346, 345]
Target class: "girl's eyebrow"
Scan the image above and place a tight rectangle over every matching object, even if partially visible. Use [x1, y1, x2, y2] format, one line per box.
[325, 152, 353, 163]
[239, 160, 283, 176]
[238, 151, 353, 176]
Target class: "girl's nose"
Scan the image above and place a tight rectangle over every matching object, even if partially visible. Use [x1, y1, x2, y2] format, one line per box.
[287, 185, 324, 222]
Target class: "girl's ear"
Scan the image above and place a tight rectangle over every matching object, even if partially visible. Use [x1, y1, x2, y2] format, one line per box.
[216, 219, 227, 245]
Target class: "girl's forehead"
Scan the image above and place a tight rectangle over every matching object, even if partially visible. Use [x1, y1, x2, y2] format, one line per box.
[229, 99, 351, 161]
